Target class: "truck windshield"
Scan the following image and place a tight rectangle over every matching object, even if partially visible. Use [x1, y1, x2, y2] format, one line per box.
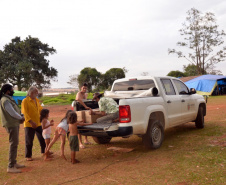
[113, 80, 155, 91]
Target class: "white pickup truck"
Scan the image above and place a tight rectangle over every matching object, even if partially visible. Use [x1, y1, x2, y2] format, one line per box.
[78, 76, 206, 149]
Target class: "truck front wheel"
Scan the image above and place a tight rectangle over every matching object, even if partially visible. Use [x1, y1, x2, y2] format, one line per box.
[142, 120, 164, 149]
[195, 107, 204, 129]
[92, 136, 112, 144]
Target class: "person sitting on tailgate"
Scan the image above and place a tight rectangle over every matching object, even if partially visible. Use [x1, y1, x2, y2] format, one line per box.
[75, 83, 91, 111]
[75, 83, 91, 148]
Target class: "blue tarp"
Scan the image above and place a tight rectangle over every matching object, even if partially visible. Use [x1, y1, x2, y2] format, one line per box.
[12, 96, 26, 104]
[185, 75, 226, 95]
[0, 89, 26, 104]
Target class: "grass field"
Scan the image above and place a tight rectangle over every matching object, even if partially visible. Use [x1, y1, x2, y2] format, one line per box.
[40, 93, 96, 105]
[0, 96, 225, 185]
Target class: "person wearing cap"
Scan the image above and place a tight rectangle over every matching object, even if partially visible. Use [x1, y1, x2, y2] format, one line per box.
[0, 84, 25, 173]
[92, 93, 119, 123]
[75, 83, 91, 148]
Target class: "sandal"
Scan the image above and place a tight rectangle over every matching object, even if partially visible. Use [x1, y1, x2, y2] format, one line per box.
[75, 159, 80, 163]
[84, 142, 92, 145]
[71, 159, 81, 164]
[26, 158, 33, 161]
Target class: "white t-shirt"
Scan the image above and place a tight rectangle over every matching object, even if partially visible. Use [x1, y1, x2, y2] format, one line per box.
[57, 119, 69, 132]
[43, 120, 51, 135]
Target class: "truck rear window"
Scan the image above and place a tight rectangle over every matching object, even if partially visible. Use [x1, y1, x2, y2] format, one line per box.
[112, 80, 155, 91]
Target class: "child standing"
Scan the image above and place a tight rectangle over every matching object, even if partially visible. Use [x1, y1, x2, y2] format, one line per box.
[44, 110, 73, 160]
[40, 109, 54, 159]
[68, 112, 93, 164]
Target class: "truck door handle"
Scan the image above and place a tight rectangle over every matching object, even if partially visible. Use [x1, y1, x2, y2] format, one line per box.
[181, 99, 185, 102]
[167, 100, 171, 103]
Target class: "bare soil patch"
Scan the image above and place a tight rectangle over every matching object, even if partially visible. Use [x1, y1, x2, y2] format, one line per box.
[0, 96, 225, 185]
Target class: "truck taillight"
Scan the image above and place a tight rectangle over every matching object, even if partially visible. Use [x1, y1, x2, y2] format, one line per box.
[119, 105, 131, 123]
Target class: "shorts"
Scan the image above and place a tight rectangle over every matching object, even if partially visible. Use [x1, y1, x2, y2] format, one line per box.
[42, 133, 51, 139]
[57, 127, 66, 136]
[69, 135, 79, 152]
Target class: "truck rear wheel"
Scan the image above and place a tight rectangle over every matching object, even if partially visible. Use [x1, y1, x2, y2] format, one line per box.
[142, 120, 164, 149]
[195, 107, 204, 129]
[92, 136, 112, 144]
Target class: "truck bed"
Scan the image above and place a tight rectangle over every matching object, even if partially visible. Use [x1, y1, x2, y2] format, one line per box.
[78, 122, 133, 137]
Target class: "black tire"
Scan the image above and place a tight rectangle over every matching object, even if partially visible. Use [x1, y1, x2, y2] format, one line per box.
[142, 120, 164, 149]
[92, 136, 112, 144]
[195, 107, 204, 129]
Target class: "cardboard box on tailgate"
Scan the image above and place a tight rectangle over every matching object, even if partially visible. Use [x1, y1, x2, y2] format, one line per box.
[84, 110, 103, 123]
[76, 111, 86, 122]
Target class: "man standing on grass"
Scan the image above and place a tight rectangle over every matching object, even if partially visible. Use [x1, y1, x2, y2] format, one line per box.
[0, 84, 25, 173]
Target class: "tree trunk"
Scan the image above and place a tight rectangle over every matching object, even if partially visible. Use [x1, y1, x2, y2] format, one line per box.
[17, 84, 22, 91]
[17, 77, 22, 91]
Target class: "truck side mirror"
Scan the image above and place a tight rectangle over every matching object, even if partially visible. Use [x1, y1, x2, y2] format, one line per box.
[189, 88, 196, 94]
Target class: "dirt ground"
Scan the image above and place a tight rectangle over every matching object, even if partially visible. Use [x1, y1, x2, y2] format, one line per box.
[0, 96, 225, 185]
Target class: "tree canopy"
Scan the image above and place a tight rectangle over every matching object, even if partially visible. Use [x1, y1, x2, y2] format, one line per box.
[169, 8, 226, 75]
[183, 64, 203, 76]
[167, 70, 186, 78]
[74, 67, 126, 91]
[102, 68, 125, 90]
[77, 67, 101, 92]
[0, 36, 57, 90]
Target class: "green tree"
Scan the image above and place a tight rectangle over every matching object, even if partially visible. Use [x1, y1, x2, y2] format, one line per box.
[77, 67, 101, 92]
[183, 64, 199, 76]
[0, 36, 57, 90]
[168, 8, 226, 75]
[0, 50, 5, 83]
[167, 70, 186, 77]
[102, 68, 125, 90]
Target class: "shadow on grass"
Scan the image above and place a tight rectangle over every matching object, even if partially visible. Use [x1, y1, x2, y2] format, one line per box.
[95, 121, 225, 154]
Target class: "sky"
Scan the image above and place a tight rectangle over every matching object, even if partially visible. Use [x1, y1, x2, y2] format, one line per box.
[1, 0, 226, 88]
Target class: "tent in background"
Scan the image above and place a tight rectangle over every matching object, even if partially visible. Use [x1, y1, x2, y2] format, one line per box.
[13, 90, 27, 104]
[181, 75, 226, 95]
